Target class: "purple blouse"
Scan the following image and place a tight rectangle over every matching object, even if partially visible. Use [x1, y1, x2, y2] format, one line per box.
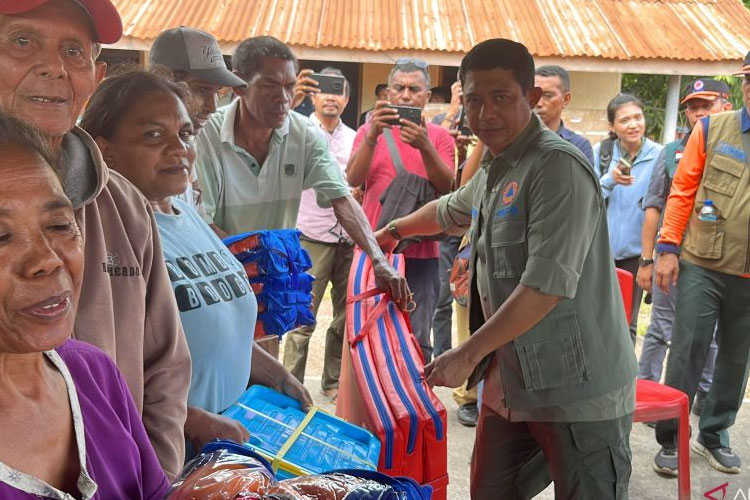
[0, 339, 170, 499]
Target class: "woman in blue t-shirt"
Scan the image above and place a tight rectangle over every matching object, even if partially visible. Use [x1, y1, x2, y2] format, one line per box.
[80, 71, 312, 458]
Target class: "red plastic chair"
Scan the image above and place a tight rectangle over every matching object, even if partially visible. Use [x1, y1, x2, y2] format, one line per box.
[617, 268, 691, 500]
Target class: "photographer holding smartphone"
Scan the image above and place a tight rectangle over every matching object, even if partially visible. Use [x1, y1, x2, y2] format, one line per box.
[347, 58, 456, 363]
[595, 94, 663, 345]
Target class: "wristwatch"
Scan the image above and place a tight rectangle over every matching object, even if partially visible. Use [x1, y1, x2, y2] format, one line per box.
[387, 220, 403, 240]
[638, 257, 654, 267]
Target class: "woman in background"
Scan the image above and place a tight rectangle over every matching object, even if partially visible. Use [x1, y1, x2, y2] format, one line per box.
[595, 94, 663, 345]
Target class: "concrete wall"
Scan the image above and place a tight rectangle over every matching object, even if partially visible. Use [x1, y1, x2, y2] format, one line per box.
[565, 71, 622, 147]
[360, 63, 441, 115]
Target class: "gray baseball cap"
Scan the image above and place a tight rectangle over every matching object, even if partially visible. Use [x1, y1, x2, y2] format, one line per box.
[149, 27, 247, 88]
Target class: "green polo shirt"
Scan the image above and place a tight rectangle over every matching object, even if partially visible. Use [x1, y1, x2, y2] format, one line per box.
[195, 100, 351, 235]
[436, 115, 636, 421]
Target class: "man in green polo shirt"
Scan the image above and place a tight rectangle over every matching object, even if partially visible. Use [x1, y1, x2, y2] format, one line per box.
[375, 39, 636, 499]
[195, 36, 408, 303]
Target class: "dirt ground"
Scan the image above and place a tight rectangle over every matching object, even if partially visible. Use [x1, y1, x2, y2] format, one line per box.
[282, 285, 750, 498]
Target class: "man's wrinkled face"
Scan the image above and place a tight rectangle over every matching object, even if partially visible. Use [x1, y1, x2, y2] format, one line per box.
[463, 68, 540, 155]
[534, 75, 570, 130]
[238, 56, 296, 129]
[684, 97, 728, 129]
[388, 70, 430, 109]
[0, 0, 105, 140]
[181, 74, 222, 133]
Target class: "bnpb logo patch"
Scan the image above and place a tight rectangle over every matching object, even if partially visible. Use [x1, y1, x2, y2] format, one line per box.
[502, 181, 519, 205]
[694, 80, 704, 91]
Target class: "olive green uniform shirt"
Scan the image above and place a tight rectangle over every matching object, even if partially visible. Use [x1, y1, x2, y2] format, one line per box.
[436, 115, 636, 421]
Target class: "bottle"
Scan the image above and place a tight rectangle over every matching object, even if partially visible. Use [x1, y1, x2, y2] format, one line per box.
[698, 199, 718, 222]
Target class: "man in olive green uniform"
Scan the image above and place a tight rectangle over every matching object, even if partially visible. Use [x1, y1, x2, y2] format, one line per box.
[653, 53, 750, 476]
[375, 39, 637, 500]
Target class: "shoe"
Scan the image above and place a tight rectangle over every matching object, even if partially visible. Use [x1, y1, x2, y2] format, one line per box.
[653, 447, 678, 477]
[692, 391, 707, 417]
[457, 403, 478, 427]
[692, 438, 741, 474]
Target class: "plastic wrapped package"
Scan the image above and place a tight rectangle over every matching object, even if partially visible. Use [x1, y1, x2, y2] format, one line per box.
[166, 441, 276, 500]
[261, 469, 431, 500]
[224, 230, 315, 338]
[263, 473, 398, 500]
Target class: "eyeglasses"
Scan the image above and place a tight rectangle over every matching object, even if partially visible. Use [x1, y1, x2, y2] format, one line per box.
[395, 57, 429, 69]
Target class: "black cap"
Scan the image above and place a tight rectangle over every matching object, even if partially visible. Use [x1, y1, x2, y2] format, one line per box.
[681, 79, 730, 105]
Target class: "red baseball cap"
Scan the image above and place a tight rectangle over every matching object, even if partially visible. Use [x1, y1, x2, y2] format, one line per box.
[0, 0, 123, 44]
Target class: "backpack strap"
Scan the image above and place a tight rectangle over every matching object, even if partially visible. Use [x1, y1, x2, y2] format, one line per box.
[383, 129, 406, 175]
[598, 137, 615, 178]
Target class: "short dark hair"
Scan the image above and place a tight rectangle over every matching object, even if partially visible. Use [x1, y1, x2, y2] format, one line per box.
[459, 38, 535, 91]
[319, 66, 350, 97]
[80, 70, 190, 140]
[430, 86, 452, 103]
[535, 65, 570, 93]
[0, 112, 54, 167]
[375, 83, 388, 97]
[606, 93, 645, 124]
[233, 36, 298, 82]
[388, 60, 430, 88]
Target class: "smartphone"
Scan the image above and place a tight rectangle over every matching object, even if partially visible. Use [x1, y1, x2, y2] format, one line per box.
[618, 157, 632, 176]
[457, 107, 473, 136]
[385, 105, 422, 126]
[311, 73, 345, 95]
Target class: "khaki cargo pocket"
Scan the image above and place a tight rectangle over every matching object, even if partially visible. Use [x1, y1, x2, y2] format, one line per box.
[685, 217, 725, 260]
[491, 219, 526, 279]
[515, 309, 587, 390]
[704, 155, 744, 197]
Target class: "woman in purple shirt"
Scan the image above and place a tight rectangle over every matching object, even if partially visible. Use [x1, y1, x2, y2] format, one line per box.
[0, 113, 169, 499]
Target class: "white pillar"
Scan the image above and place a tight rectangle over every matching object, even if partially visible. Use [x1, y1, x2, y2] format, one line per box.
[662, 75, 681, 144]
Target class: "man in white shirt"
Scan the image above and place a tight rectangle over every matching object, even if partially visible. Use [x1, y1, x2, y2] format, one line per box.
[284, 67, 356, 401]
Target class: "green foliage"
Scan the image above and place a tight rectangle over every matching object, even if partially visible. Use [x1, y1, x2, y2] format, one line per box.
[620, 73, 745, 142]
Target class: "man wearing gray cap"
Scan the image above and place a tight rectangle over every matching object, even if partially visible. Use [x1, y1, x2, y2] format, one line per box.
[150, 27, 248, 210]
[150, 27, 246, 134]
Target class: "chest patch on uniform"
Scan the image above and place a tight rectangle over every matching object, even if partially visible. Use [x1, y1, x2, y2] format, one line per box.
[284, 163, 297, 176]
[715, 142, 746, 162]
[502, 181, 519, 205]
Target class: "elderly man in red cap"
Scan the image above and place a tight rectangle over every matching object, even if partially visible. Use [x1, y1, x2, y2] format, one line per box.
[0, 0, 191, 479]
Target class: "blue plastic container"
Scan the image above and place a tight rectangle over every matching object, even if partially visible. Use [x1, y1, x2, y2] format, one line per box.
[223, 385, 381, 479]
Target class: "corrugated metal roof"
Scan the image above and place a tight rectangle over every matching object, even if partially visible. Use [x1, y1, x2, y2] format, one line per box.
[111, 0, 750, 61]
